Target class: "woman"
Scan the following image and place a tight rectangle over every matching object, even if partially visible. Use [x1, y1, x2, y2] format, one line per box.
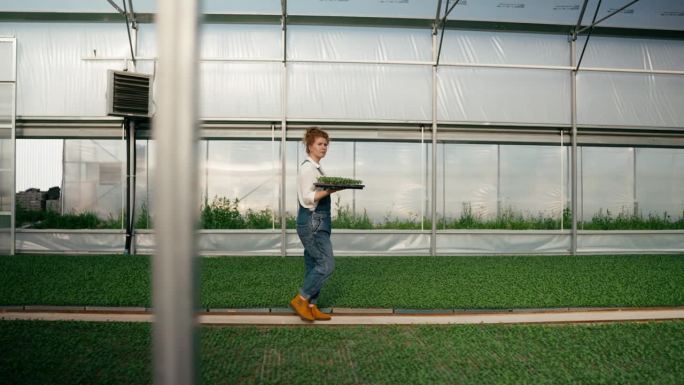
[290, 127, 344, 322]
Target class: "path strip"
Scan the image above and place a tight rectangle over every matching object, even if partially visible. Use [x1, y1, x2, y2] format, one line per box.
[2, 307, 683, 325]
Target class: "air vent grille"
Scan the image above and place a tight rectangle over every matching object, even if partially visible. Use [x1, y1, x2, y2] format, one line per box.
[107, 70, 152, 118]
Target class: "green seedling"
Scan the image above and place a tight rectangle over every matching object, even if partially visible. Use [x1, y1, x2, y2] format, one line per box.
[317, 176, 363, 185]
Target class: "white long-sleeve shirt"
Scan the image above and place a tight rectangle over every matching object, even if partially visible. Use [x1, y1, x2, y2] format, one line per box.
[297, 156, 325, 210]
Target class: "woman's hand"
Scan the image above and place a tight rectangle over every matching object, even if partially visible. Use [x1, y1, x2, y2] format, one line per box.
[314, 188, 344, 202]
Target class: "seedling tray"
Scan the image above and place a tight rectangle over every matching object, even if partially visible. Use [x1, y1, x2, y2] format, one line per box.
[314, 183, 365, 190]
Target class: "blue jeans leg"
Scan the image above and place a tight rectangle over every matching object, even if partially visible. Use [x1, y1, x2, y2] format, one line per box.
[298, 228, 334, 305]
[302, 248, 320, 304]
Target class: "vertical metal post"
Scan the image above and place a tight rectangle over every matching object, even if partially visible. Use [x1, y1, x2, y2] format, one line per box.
[204, 140, 209, 206]
[570, 39, 579, 255]
[280, 0, 288, 257]
[633, 148, 638, 216]
[61, 139, 65, 215]
[442, 142, 446, 230]
[153, 0, 200, 384]
[560, 129, 564, 231]
[496, 145, 501, 217]
[352, 141, 356, 215]
[421, 125, 426, 231]
[125, 119, 137, 255]
[9, 38, 16, 255]
[430, 33, 438, 256]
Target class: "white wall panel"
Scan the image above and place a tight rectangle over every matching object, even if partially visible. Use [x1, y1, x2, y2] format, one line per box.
[287, 0, 438, 19]
[288, 231, 431, 256]
[440, 31, 569, 66]
[200, 62, 281, 119]
[201, 24, 281, 60]
[288, 63, 431, 121]
[578, 36, 684, 71]
[437, 67, 570, 124]
[16, 230, 125, 253]
[288, 25, 431, 63]
[437, 231, 571, 254]
[0, 40, 14, 81]
[0, 23, 129, 117]
[438, 144, 498, 221]
[635, 148, 684, 218]
[577, 72, 684, 127]
[578, 231, 684, 253]
[579, 147, 634, 222]
[500, 145, 566, 218]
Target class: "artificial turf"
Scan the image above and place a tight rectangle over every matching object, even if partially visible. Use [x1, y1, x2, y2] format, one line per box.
[0, 320, 683, 385]
[0, 254, 683, 309]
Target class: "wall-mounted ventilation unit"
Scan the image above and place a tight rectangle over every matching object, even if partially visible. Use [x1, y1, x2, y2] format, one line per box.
[106, 70, 153, 118]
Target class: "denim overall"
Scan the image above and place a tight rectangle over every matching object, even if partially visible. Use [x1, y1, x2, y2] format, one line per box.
[296, 163, 334, 305]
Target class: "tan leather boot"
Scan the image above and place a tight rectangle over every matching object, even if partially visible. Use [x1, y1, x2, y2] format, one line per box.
[289, 294, 314, 321]
[310, 304, 332, 321]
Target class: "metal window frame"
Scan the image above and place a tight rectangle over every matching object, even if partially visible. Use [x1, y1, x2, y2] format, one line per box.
[0, 37, 17, 255]
[7, 16, 684, 258]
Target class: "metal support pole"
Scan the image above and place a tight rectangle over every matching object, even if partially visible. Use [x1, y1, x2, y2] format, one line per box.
[430, 33, 438, 256]
[125, 119, 136, 255]
[10, 39, 16, 255]
[152, 0, 200, 384]
[497, 145, 501, 217]
[570, 39, 579, 255]
[633, 148, 638, 216]
[352, 141, 356, 215]
[204, 140, 209, 206]
[280, 0, 288, 257]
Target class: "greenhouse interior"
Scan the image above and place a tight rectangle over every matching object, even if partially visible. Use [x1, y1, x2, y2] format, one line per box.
[0, 0, 683, 256]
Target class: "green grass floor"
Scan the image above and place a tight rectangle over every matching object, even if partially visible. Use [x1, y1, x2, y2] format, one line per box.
[1, 254, 683, 309]
[1, 320, 682, 385]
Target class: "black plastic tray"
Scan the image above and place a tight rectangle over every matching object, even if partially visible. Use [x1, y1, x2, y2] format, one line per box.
[314, 183, 365, 190]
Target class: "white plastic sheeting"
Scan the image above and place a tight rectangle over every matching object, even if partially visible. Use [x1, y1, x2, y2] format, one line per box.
[286, 0, 684, 32]
[438, 144, 498, 221]
[201, 62, 282, 119]
[577, 72, 684, 128]
[0, 38, 13, 254]
[286, 140, 430, 223]
[204, 140, 280, 216]
[139, 23, 281, 60]
[635, 148, 684, 218]
[3, 0, 684, 31]
[437, 67, 571, 124]
[13, 229, 684, 254]
[287, 231, 431, 256]
[288, 25, 431, 63]
[0, 82, 12, 125]
[437, 231, 571, 254]
[16, 230, 125, 253]
[578, 36, 684, 72]
[134, 139, 153, 226]
[0, 229, 10, 254]
[63, 139, 124, 221]
[136, 231, 282, 256]
[579, 147, 634, 222]
[0, 0, 156, 13]
[2, 21, 682, 125]
[437, 144, 568, 223]
[0, 22, 130, 117]
[201, 24, 281, 60]
[499, 145, 567, 219]
[0, 40, 13, 81]
[440, 30, 569, 66]
[578, 231, 684, 253]
[288, 63, 432, 121]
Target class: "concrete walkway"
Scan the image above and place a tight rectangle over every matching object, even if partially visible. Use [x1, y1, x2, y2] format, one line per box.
[2, 307, 683, 325]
